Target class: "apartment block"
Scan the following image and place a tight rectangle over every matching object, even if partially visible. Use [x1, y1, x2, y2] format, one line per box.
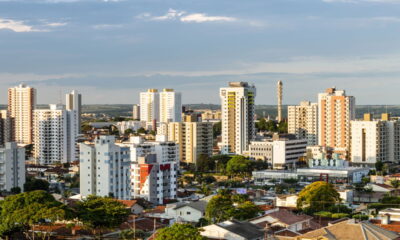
[318, 88, 355, 154]
[220, 82, 256, 155]
[351, 113, 400, 166]
[140, 89, 159, 123]
[66, 90, 82, 133]
[159, 88, 182, 123]
[0, 142, 25, 192]
[0, 110, 11, 146]
[80, 136, 131, 200]
[288, 101, 318, 145]
[132, 104, 140, 120]
[8, 84, 36, 144]
[129, 136, 179, 204]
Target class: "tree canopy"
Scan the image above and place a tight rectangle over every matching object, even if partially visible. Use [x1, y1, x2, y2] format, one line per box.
[297, 181, 340, 213]
[24, 177, 50, 192]
[75, 195, 130, 232]
[226, 156, 253, 177]
[0, 190, 69, 237]
[155, 223, 206, 240]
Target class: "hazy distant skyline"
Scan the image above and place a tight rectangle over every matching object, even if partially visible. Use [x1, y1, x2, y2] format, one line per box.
[1, 0, 400, 104]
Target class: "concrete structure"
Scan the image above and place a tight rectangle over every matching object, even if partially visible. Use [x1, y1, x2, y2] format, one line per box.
[288, 101, 318, 145]
[201, 110, 222, 121]
[277, 80, 283, 122]
[201, 220, 264, 240]
[220, 82, 256, 154]
[248, 134, 307, 169]
[66, 90, 82, 133]
[351, 113, 400, 166]
[132, 104, 140, 120]
[308, 153, 349, 168]
[159, 89, 182, 123]
[162, 201, 207, 223]
[79, 136, 131, 200]
[140, 89, 159, 123]
[114, 121, 144, 134]
[33, 104, 78, 164]
[0, 142, 25, 192]
[8, 84, 36, 144]
[128, 136, 179, 204]
[318, 87, 355, 155]
[0, 110, 11, 146]
[166, 121, 213, 165]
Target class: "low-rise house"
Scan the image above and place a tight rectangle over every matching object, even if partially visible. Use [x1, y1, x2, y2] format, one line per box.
[367, 183, 397, 194]
[250, 208, 313, 233]
[201, 220, 264, 240]
[276, 195, 298, 208]
[297, 219, 399, 240]
[117, 200, 144, 215]
[353, 191, 386, 204]
[161, 201, 207, 223]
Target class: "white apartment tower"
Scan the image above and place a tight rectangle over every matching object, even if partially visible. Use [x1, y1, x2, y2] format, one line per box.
[0, 110, 11, 146]
[318, 88, 355, 154]
[66, 90, 82, 133]
[33, 104, 78, 164]
[132, 104, 140, 120]
[80, 136, 131, 200]
[140, 89, 159, 123]
[0, 142, 25, 192]
[351, 113, 400, 166]
[220, 82, 256, 154]
[129, 136, 179, 204]
[288, 101, 318, 145]
[8, 84, 36, 144]
[159, 89, 182, 123]
[277, 80, 283, 122]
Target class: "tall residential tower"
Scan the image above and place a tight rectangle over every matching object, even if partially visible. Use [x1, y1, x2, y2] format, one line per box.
[288, 101, 318, 145]
[66, 90, 82, 133]
[159, 89, 182, 123]
[220, 82, 256, 155]
[140, 89, 159, 123]
[277, 80, 283, 122]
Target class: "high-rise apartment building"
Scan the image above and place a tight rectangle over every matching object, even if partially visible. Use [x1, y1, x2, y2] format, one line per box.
[0, 142, 25, 192]
[140, 89, 159, 123]
[351, 113, 400, 167]
[159, 89, 182, 123]
[33, 104, 78, 164]
[318, 88, 355, 154]
[129, 136, 179, 204]
[220, 82, 256, 154]
[132, 104, 140, 120]
[277, 80, 283, 122]
[8, 84, 36, 144]
[80, 136, 131, 200]
[166, 120, 213, 165]
[66, 90, 82, 133]
[0, 110, 11, 146]
[288, 101, 318, 145]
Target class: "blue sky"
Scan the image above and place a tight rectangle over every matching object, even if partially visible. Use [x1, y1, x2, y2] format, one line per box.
[1, 0, 400, 104]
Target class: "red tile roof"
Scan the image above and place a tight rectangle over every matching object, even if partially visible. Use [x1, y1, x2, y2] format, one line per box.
[117, 200, 138, 208]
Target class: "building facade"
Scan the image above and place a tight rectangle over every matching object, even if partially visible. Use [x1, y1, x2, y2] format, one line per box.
[0, 110, 11, 146]
[80, 136, 131, 200]
[220, 82, 256, 155]
[66, 90, 82, 133]
[140, 89, 159, 123]
[159, 89, 182, 123]
[318, 88, 355, 154]
[132, 104, 140, 120]
[288, 101, 318, 145]
[8, 84, 36, 144]
[0, 142, 25, 192]
[129, 137, 179, 204]
[351, 113, 400, 166]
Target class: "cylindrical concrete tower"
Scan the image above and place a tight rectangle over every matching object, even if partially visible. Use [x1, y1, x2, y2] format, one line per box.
[277, 80, 283, 122]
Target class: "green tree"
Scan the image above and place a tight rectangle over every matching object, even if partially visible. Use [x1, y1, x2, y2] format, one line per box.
[211, 155, 231, 174]
[0, 190, 69, 238]
[10, 187, 21, 194]
[297, 181, 340, 213]
[205, 194, 235, 223]
[226, 156, 253, 178]
[213, 121, 222, 138]
[75, 195, 130, 234]
[266, 120, 278, 132]
[197, 154, 214, 172]
[391, 180, 400, 189]
[124, 129, 134, 135]
[232, 201, 261, 220]
[278, 121, 288, 133]
[256, 118, 267, 131]
[375, 160, 384, 172]
[120, 229, 146, 240]
[137, 127, 147, 134]
[24, 177, 50, 192]
[155, 223, 206, 240]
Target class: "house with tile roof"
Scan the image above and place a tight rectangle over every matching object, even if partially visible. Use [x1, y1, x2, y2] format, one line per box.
[201, 220, 264, 240]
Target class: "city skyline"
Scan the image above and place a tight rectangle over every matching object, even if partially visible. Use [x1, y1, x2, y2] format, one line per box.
[1, 0, 400, 104]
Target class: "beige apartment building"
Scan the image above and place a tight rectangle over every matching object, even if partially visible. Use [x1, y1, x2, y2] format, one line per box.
[288, 101, 318, 146]
[318, 88, 355, 156]
[8, 84, 36, 144]
[219, 82, 256, 155]
[165, 119, 213, 165]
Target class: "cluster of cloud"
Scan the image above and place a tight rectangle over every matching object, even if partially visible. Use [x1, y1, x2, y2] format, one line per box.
[0, 18, 67, 32]
[137, 9, 236, 23]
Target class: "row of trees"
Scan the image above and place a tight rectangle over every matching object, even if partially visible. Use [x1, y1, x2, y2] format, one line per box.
[0, 191, 130, 238]
[256, 118, 287, 133]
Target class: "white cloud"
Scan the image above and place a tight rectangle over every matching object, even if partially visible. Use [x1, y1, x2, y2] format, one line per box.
[0, 18, 40, 32]
[46, 22, 68, 27]
[138, 9, 237, 24]
[371, 16, 400, 22]
[180, 13, 236, 23]
[93, 24, 123, 29]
